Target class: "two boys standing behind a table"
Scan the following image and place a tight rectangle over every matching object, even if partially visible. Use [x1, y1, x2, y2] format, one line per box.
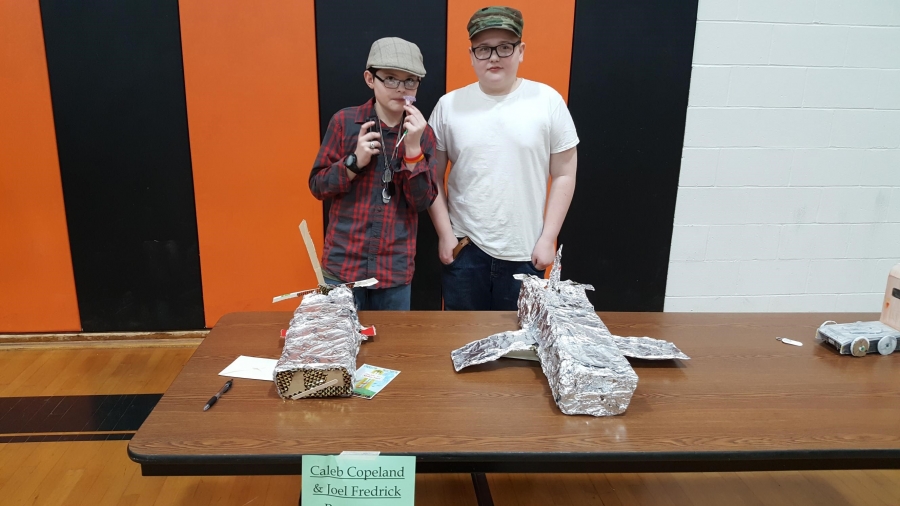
[310, 6, 579, 312]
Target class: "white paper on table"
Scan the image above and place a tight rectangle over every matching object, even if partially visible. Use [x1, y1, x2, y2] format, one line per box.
[219, 355, 277, 381]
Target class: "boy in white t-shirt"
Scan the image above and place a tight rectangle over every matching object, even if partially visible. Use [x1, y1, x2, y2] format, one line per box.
[428, 6, 579, 310]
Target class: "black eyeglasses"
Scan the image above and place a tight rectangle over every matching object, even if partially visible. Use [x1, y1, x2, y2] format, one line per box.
[372, 73, 420, 90]
[471, 41, 521, 60]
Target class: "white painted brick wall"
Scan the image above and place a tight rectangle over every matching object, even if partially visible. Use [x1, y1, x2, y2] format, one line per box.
[666, 0, 900, 313]
[815, 0, 900, 26]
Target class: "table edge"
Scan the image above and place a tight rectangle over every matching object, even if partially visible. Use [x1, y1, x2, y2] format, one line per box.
[128, 445, 900, 475]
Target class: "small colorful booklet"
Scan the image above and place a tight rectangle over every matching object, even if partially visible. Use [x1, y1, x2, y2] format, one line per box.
[353, 364, 400, 399]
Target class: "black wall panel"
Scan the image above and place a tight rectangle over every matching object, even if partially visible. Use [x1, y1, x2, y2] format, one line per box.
[314, 1, 447, 310]
[40, 0, 204, 330]
[561, 0, 698, 311]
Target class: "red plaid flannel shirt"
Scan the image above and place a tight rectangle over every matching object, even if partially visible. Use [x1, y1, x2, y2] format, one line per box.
[309, 99, 437, 288]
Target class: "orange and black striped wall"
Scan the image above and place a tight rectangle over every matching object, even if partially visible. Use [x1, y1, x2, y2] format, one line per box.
[0, 0, 698, 333]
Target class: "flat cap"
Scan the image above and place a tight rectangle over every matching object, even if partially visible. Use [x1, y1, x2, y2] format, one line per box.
[366, 37, 426, 77]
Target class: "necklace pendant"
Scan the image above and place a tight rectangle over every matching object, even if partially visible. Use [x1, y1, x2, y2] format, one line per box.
[382, 188, 391, 204]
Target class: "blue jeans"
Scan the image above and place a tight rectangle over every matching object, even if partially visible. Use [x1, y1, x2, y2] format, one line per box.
[324, 277, 411, 311]
[441, 241, 545, 311]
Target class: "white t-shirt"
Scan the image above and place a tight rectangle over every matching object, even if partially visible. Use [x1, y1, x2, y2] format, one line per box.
[429, 79, 579, 261]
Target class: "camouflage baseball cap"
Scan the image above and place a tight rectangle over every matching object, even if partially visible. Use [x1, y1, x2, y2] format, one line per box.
[366, 37, 426, 77]
[467, 6, 524, 39]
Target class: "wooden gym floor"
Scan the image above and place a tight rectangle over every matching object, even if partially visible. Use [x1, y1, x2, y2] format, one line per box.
[0, 344, 898, 506]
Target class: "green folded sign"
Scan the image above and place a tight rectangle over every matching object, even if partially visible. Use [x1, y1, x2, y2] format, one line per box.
[301, 454, 416, 506]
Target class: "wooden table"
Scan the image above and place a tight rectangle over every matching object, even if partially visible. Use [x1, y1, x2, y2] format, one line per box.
[129, 311, 900, 480]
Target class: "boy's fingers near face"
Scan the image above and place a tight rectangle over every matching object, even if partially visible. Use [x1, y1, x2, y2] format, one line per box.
[405, 113, 423, 127]
[404, 104, 423, 118]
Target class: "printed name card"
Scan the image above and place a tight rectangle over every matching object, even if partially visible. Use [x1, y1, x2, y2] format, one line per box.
[301, 454, 415, 506]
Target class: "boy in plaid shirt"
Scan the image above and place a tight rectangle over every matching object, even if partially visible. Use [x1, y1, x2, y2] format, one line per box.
[309, 38, 437, 310]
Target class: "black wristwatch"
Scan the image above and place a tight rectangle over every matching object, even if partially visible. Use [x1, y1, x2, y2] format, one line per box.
[344, 153, 363, 174]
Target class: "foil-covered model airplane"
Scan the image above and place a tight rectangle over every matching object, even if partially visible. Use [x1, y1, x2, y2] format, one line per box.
[271, 219, 374, 400]
[451, 247, 689, 417]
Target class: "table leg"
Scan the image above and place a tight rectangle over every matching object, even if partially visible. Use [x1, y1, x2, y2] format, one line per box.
[471, 472, 494, 506]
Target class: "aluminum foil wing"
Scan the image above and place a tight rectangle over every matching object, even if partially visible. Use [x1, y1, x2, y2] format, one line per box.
[273, 286, 364, 399]
[451, 329, 537, 372]
[612, 335, 690, 360]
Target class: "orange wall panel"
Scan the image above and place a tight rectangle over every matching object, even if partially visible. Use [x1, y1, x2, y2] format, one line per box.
[0, 1, 81, 332]
[179, 1, 323, 327]
[446, 0, 576, 99]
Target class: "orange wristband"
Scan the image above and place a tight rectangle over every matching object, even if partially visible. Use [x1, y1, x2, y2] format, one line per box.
[403, 152, 425, 164]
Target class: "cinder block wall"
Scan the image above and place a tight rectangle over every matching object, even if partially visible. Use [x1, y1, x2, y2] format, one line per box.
[665, 0, 900, 312]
